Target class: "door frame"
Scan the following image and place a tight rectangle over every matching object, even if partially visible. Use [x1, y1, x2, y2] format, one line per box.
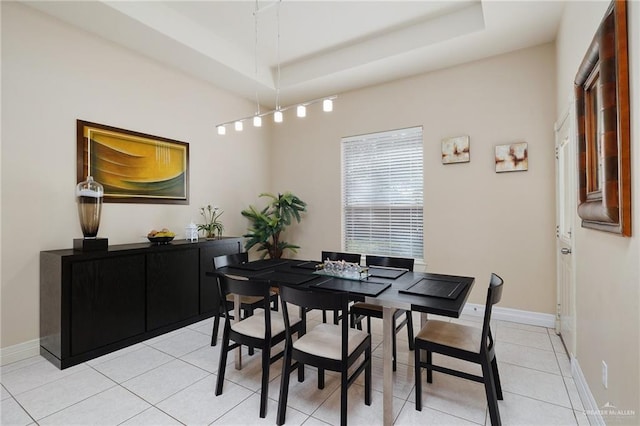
[554, 103, 577, 357]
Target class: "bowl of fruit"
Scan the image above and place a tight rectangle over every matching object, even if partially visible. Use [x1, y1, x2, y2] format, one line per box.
[147, 228, 176, 244]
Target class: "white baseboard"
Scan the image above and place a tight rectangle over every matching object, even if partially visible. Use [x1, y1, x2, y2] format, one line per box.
[0, 338, 40, 367]
[572, 357, 605, 426]
[462, 303, 556, 328]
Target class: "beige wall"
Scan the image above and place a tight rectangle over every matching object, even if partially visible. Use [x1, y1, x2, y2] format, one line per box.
[0, 3, 269, 348]
[272, 44, 558, 314]
[556, 0, 639, 421]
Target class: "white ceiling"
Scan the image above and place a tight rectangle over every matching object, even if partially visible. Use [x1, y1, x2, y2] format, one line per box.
[24, 1, 565, 109]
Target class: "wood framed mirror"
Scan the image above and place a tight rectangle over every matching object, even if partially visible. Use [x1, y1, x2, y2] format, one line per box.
[574, 0, 631, 236]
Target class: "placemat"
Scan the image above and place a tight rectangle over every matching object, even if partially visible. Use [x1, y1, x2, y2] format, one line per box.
[254, 270, 320, 285]
[314, 279, 391, 297]
[229, 259, 288, 271]
[367, 266, 408, 279]
[290, 261, 321, 270]
[399, 277, 467, 300]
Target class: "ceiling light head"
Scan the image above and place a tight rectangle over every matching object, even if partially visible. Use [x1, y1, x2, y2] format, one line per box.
[235, 121, 243, 131]
[274, 110, 283, 123]
[296, 105, 306, 118]
[323, 99, 333, 112]
[253, 115, 262, 127]
[217, 125, 226, 135]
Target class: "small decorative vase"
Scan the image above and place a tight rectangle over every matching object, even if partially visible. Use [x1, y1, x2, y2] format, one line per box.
[75, 176, 103, 238]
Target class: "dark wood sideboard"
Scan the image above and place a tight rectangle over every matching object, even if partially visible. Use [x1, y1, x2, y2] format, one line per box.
[40, 237, 242, 369]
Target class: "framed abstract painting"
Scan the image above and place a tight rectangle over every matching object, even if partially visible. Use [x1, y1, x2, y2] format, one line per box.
[77, 120, 189, 204]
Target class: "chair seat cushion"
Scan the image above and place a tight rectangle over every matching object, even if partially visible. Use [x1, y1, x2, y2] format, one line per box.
[293, 323, 369, 360]
[415, 320, 481, 353]
[231, 310, 300, 339]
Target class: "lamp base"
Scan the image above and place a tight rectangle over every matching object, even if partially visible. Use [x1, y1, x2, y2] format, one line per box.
[73, 238, 108, 251]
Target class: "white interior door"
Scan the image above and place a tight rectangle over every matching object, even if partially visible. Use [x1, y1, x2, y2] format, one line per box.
[555, 107, 576, 358]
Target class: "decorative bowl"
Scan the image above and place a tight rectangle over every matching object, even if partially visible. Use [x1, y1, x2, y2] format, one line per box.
[148, 236, 175, 244]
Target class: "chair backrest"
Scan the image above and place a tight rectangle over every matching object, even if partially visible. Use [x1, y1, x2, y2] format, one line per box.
[481, 273, 504, 350]
[216, 273, 274, 336]
[365, 255, 414, 271]
[213, 252, 249, 270]
[321, 251, 361, 264]
[279, 285, 351, 359]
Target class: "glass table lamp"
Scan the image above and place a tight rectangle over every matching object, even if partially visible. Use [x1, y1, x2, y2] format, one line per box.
[74, 176, 108, 250]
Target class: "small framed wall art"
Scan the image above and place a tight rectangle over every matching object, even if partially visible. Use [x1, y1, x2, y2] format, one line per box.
[441, 135, 470, 164]
[495, 142, 528, 173]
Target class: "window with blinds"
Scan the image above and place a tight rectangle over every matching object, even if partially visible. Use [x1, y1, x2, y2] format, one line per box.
[342, 126, 424, 260]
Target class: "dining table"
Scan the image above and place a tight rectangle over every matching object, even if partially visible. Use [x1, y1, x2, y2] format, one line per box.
[209, 258, 475, 426]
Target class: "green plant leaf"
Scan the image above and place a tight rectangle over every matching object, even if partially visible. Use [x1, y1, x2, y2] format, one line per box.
[242, 191, 306, 258]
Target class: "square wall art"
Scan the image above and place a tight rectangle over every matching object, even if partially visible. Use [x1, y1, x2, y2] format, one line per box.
[495, 142, 528, 172]
[442, 135, 470, 164]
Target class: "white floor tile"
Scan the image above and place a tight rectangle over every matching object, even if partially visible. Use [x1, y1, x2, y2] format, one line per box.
[146, 328, 211, 358]
[91, 346, 174, 383]
[395, 399, 482, 425]
[37, 386, 149, 425]
[556, 352, 573, 378]
[156, 374, 252, 424]
[220, 347, 286, 392]
[180, 342, 230, 373]
[268, 365, 341, 415]
[496, 391, 577, 425]
[495, 341, 562, 375]
[497, 326, 554, 352]
[302, 416, 332, 426]
[408, 372, 488, 425]
[1, 358, 88, 395]
[372, 339, 415, 368]
[1, 384, 11, 400]
[119, 407, 183, 426]
[354, 355, 415, 399]
[122, 359, 210, 404]
[549, 331, 569, 354]
[496, 320, 549, 334]
[313, 383, 404, 426]
[86, 343, 146, 367]
[575, 409, 590, 426]
[0, 356, 45, 375]
[1, 397, 34, 426]
[563, 376, 585, 412]
[186, 317, 215, 332]
[14, 368, 115, 420]
[498, 362, 572, 408]
[212, 392, 309, 425]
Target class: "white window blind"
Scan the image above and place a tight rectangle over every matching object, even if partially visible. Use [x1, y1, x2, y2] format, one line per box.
[342, 126, 424, 260]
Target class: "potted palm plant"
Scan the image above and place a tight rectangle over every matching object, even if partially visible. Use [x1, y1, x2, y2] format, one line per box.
[241, 192, 307, 259]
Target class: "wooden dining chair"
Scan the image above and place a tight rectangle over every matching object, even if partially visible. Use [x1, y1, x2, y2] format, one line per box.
[350, 255, 415, 371]
[215, 273, 303, 418]
[413, 273, 504, 426]
[277, 285, 371, 426]
[210, 252, 278, 349]
[319, 251, 362, 323]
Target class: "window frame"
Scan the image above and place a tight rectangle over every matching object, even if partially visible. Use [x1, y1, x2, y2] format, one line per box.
[341, 126, 424, 260]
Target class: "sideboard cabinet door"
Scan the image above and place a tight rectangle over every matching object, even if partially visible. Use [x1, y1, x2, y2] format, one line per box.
[147, 248, 199, 330]
[70, 255, 146, 356]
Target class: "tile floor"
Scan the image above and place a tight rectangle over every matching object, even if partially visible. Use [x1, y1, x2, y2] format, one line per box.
[1, 311, 589, 425]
